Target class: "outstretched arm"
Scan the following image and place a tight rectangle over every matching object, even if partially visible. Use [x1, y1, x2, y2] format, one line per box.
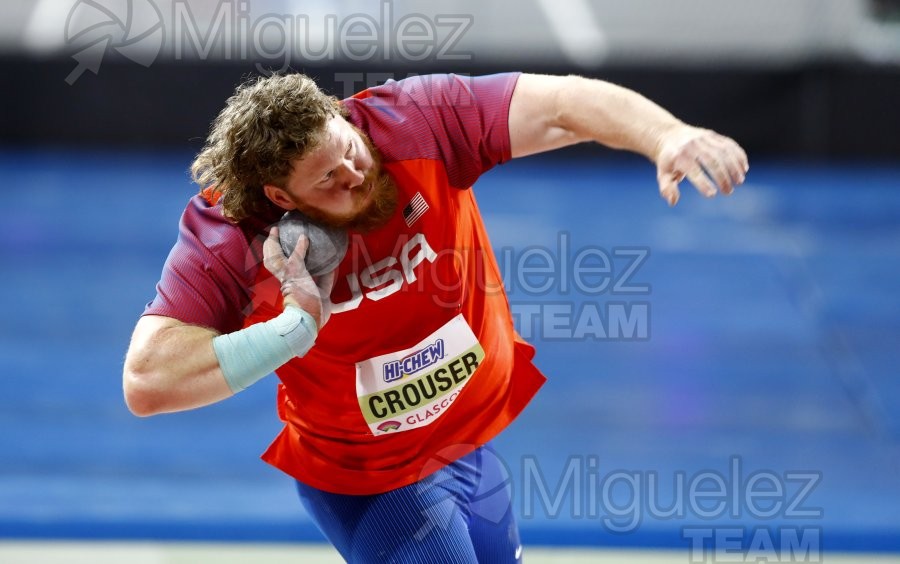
[507, 73, 749, 205]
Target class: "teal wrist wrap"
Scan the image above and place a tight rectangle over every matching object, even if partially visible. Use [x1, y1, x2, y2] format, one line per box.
[212, 306, 318, 393]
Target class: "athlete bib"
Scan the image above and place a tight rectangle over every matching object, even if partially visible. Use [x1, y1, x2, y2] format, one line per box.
[356, 314, 485, 435]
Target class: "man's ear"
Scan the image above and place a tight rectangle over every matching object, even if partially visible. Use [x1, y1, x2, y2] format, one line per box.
[263, 184, 297, 211]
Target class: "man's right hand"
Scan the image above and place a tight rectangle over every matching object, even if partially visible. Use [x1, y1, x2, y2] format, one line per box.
[263, 226, 336, 328]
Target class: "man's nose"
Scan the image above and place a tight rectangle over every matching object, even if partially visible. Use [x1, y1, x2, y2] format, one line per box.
[337, 161, 365, 188]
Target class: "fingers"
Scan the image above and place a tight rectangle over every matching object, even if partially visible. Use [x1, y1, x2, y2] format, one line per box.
[315, 270, 336, 327]
[291, 234, 310, 260]
[703, 134, 748, 194]
[263, 227, 327, 328]
[697, 146, 732, 195]
[263, 225, 285, 277]
[281, 272, 323, 327]
[722, 139, 749, 189]
[264, 225, 313, 277]
[281, 234, 324, 318]
[688, 160, 720, 198]
[658, 172, 681, 207]
[689, 138, 732, 197]
[658, 128, 749, 205]
[282, 235, 315, 284]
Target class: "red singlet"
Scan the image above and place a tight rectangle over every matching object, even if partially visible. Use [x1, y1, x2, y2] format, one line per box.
[145, 73, 546, 494]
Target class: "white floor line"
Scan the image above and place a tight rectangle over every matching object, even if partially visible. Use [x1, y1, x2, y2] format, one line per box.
[0, 541, 898, 564]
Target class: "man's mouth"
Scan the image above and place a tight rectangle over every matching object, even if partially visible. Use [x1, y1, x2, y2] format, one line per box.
[355, 180, 375, 206]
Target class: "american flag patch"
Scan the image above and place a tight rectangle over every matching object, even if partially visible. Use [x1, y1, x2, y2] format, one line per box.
[402, 192, 429, 227]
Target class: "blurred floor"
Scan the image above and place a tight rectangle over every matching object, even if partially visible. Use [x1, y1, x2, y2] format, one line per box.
[2, 542, 900, 564]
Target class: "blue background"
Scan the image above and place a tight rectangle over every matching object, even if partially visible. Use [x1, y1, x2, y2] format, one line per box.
[1, 149, 898, 550]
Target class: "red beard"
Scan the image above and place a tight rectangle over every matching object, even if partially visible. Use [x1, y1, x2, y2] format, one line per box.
[294, 127, 398, 233]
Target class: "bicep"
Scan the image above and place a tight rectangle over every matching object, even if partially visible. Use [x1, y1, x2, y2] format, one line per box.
[123, 314, 233, 415]
[125, 315, 218, 368]
[508, 74, 586, 158]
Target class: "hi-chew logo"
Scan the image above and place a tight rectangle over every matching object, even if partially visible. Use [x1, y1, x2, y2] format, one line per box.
[383, 339, 445, 383]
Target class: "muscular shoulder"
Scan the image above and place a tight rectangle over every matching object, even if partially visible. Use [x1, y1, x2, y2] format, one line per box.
[143, 194, 278, 332]
[183, 194, 279, 264]
[342, 73, 521, 187]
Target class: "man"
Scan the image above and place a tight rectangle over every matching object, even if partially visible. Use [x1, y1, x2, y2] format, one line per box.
[123, 72, 747, 562]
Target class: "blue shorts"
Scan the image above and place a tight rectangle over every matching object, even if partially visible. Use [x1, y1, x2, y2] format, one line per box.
[295, 443, 522, 563]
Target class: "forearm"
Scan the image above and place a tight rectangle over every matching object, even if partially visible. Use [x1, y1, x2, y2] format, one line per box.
[123, 307, 317, 416]
[123, 317, 233, 416]
[556, 75, 683, 161]
[509, 73, 684, 161]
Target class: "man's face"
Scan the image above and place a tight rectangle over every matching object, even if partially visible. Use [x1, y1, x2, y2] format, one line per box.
[266, 116, 397, 232]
